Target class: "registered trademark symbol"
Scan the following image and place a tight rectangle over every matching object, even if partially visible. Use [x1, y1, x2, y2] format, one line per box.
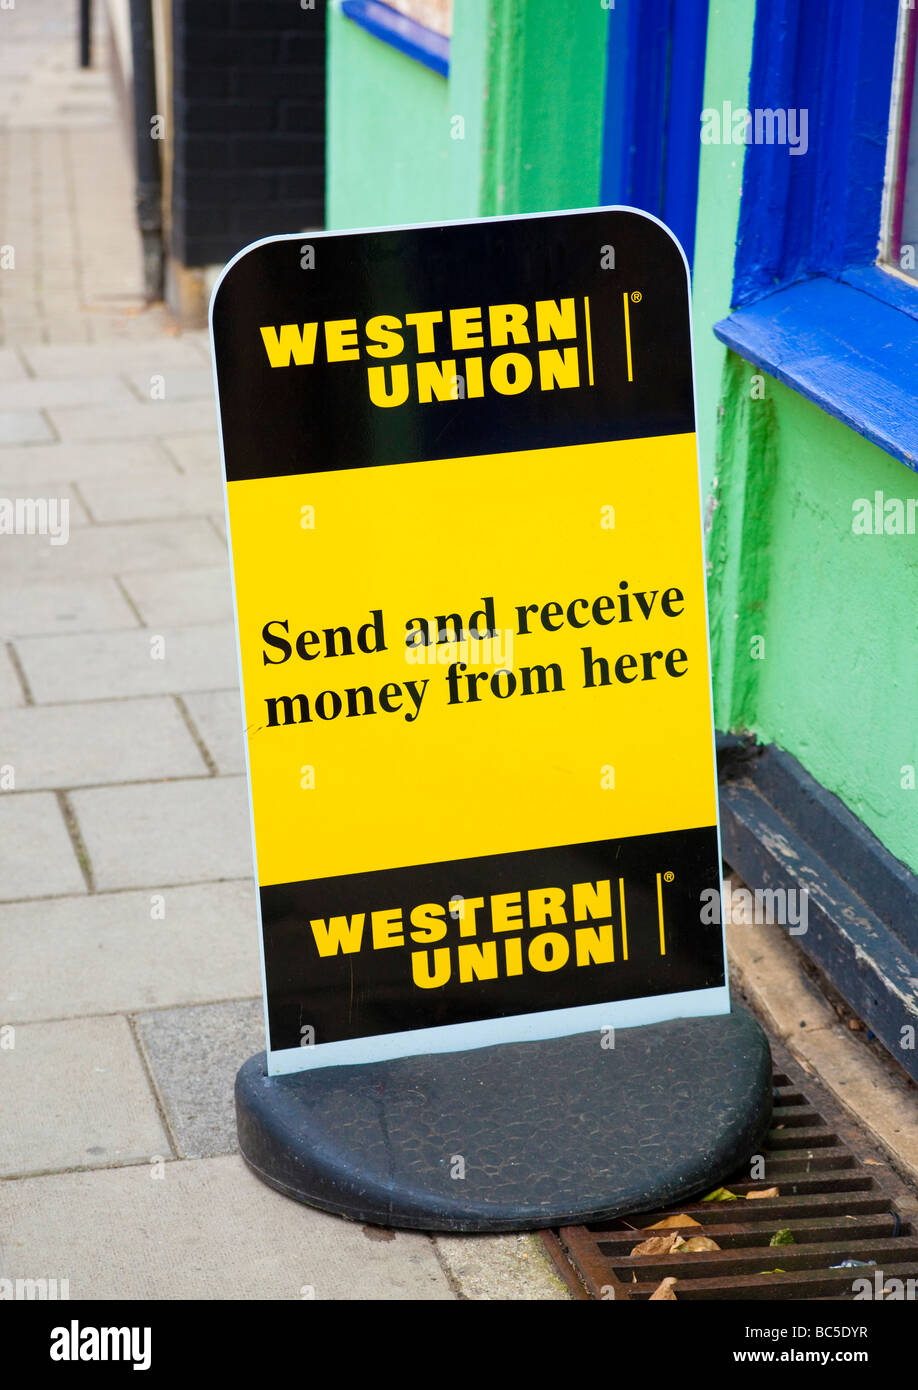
[664, 871, 674, 882]
[631, 291, 642, 303]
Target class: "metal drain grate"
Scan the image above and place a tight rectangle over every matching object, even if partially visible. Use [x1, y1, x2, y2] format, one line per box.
[542, 1041, 918, 1300]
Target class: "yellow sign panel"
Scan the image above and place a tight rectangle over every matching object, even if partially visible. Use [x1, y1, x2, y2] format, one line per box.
[228, 434, 716, 888]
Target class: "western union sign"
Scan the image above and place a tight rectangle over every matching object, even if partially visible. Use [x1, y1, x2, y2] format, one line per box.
[210, 208, 728, 1075]
[258, 295, 598, 406]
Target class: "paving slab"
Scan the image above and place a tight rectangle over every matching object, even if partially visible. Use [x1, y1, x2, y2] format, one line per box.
[2, 305, 45, 329]
[183, 689, 246, 774]
[69, 775, 252, 890]
[0, 575, 137, 638]
[48, 400, 217, 442]
[119, 565, 233, 627]
[0, 881, 260, 1022]
[21, 340, 205, 378]
[0, 644, 26, 707]
[0, 325, 47, 349]
[0, 1015, 170, 1178]
[160, 432, 221, 473]
[0, 375, 135, 410]
[0, 409, 54, 445]
[0, 517, 226, 579]
[123, 366, 216, 402]
[0, 480, 91, 527]
[0, 791, 85, 900]
[0, 696, 208, 790]
[134, 999, 265, 1158]
[0, 1155, 454, 1299]
[14, 622, 237, 702]
[0, 439, 167, 484]
[181, 331, 213, 364]
[433, 1233, 572, 1300]
[2, 72, 115, 134]
[78, 465, 226, 522]
[83, 311, 178, 343]
[0, 349, 27, 381]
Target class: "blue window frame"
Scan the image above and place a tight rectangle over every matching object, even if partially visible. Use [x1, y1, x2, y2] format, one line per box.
[601, 0, 710, 270]
[713, 0, 918, 472]
[341, 0, 449, 78]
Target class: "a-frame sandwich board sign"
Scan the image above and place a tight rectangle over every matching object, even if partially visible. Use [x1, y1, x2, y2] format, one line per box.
[211, 208, 771, 1231]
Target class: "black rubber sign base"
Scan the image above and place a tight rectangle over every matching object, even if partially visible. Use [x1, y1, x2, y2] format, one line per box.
[235, 1009, 772, 1232]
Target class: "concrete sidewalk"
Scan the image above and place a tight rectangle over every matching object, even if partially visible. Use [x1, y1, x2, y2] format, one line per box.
[0, 1, 568, 1301]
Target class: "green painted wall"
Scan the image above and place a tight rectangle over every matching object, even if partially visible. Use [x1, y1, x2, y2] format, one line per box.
[478, 0, 608, 217]
[709, 361, 918, 873]
[326, 3, 483, 229]
[695, 2, 918, 873]
[326, 0, 608, 231]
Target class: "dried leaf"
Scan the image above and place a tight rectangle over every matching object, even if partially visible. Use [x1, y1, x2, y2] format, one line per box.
[701, 1186, 738, 1202]
[649, 1276, 678, 1300]
[746, 1187, 780, 1199]
[678, 1236, 721, 1252]
[770, 1228, 795, 1247]
[630, 1233, 679, 1257]
[645, 1214, 702, 1230]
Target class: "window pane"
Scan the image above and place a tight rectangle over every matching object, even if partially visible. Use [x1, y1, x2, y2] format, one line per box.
[385, 1, 452, 38]
[884, 6, 918, 278]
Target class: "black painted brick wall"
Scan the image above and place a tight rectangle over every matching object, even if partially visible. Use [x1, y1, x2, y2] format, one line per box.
[172, 0, 325, 267]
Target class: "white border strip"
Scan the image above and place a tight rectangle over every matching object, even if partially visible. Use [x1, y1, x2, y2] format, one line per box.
[268, 986, 731, 1074]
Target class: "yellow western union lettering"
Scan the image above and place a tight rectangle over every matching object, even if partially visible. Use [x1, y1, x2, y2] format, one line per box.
[534, 297, 577, 341]
[260, 323, 319, 367]
[572, 879, 612, 922]
[574, 923, 615, 966]
[310, 913, 365, 956]
[538, 346, 580, 391]
[457, 941, 499, 983]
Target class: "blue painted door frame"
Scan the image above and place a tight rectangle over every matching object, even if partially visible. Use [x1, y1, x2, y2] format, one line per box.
[601, 0, 710, 270]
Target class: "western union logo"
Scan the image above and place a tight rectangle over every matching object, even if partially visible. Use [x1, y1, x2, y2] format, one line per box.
[258, 297, 599, 407]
